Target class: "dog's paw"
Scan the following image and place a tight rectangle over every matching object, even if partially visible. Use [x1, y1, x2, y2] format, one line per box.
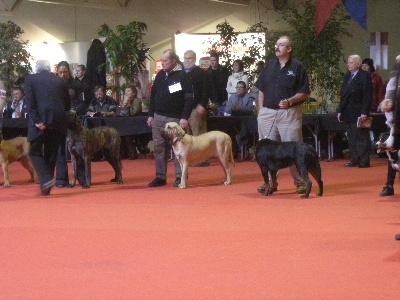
[223, 181, 231, 185]
[178, 184, 186, 189]
[81, 184, 90, 189]
[3, 183, 11, 188]
[118, 180, 123, 185]
[300, 194, 309, 199]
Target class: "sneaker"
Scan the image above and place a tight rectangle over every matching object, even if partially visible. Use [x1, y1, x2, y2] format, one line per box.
[40, 180, 54, 196]
[173, 178, 181, 187]
[296, 185, 307, 194]
[379, 185, 394, 197]
[148, 177, 166, 187]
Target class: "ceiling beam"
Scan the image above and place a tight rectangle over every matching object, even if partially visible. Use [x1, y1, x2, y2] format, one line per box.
[0, 0, 23, 15]
[25, 0, 130, 10]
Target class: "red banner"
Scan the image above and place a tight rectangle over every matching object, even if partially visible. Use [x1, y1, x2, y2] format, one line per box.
[315, 0, 340, 35]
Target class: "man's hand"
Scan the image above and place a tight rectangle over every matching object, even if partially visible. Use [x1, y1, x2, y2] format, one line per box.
[179, 119, 189, 130]
[195, 104, 206, 115]
[35, 122, 46, 131]
[337, 113, 341, 122]
[279, 99, 290, 109]
[147, 117, 154, 128]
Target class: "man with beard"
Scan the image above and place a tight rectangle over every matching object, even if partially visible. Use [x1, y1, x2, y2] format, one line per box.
[255, 36, 310, 195]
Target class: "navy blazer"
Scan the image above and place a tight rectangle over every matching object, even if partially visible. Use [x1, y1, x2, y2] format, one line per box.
[24, 71, 70, 142]
[338, 69, 372, 123]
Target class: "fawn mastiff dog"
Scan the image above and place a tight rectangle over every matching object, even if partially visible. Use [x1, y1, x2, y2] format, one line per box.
[66, 111, 123, 188]
[163, 122, 234, 189]
[0, 131, 34, 187]
[255, 138, 323, 198]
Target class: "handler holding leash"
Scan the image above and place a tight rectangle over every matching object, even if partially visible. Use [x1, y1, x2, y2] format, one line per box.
[147, 49, 193, 187]
[255, 35, 310, 194]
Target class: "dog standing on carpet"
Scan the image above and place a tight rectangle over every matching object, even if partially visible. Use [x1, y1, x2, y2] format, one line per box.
[255, 138, 323, 198]
[66, 111, 123, 188]
[0, 131, 34, 187]
[163, 122, 234, 189]
[376, 128, 400, 171]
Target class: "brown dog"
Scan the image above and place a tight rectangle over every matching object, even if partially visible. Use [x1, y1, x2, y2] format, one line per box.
[0, 132, 34, 187]
[163, 122, 234, 189]
[66, 111, 123, 188]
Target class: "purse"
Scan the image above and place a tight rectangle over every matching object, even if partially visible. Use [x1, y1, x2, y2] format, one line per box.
[357, 116, 373, 128]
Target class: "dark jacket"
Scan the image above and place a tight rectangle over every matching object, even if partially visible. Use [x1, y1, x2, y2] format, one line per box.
[338, 69, 373, 122]
[24, 71, 70, 142]
[2, 99, 28, 118]
[187, 66, 210, 108]
[86, 39, 107, 92]
[149, 69, 193, 120]
[207, 65, 229, 105]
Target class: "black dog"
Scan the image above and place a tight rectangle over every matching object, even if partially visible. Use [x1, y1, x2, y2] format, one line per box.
[66, 111, 123, 188]
[255, 138, 323, 198]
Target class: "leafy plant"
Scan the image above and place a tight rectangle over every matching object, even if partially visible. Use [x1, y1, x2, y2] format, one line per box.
[206, 20, 267, 73]
[281, 0, 351, 104]
[97, 21, 151, 94]
[0, 21, 32, 94]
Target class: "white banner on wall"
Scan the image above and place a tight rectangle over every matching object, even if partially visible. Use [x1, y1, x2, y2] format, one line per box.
[174, 32, 265, 66]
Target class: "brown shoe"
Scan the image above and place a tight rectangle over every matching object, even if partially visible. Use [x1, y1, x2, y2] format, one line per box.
[257, 184, 277, 193]
[296, 185, 307, 194]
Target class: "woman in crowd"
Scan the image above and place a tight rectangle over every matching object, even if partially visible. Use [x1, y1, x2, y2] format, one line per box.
[226, 59, 250, 101]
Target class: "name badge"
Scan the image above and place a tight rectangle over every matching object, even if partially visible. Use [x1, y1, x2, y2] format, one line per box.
[169, 82, 182, 93]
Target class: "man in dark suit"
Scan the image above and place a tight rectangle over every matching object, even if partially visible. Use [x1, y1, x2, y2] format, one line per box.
[337, 54, 372, 168]
[2, 87, 28, 119]
[24, 60, 70, 196]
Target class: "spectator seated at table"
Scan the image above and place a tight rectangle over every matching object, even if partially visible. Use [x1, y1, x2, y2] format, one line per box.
[116, 85, 150, 159]
[86, 85, 117, 117]
[2, 86, 28, 119]
[224, 81, 255, 116]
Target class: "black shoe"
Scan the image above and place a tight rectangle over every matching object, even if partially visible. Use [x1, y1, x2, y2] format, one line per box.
[173, 178, 181, 187]
[344, 162, 358, 167]
[395, 233, 400, 240]
[148, 177, 166, 187]
[40, 180, 54, 196]
[56, 183, 72, 188]
[379, 185, 394, 197]
[128, 151, 138, 160]
[358, 164, 370, 168]
[191, 161, 210, 167]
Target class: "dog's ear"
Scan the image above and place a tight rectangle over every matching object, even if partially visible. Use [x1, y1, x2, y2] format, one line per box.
[176, 128, 183, 142]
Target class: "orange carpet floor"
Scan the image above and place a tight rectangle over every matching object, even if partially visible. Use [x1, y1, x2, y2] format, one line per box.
[0, 156, 399, 299]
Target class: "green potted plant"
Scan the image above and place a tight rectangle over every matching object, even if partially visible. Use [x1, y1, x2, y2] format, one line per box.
[281, 0, 351, 112]
[97, 21, 152, 100]
[0, 21, 32, 95]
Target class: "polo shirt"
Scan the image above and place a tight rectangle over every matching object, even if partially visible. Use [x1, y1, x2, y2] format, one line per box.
[255, 58, 310, 109]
